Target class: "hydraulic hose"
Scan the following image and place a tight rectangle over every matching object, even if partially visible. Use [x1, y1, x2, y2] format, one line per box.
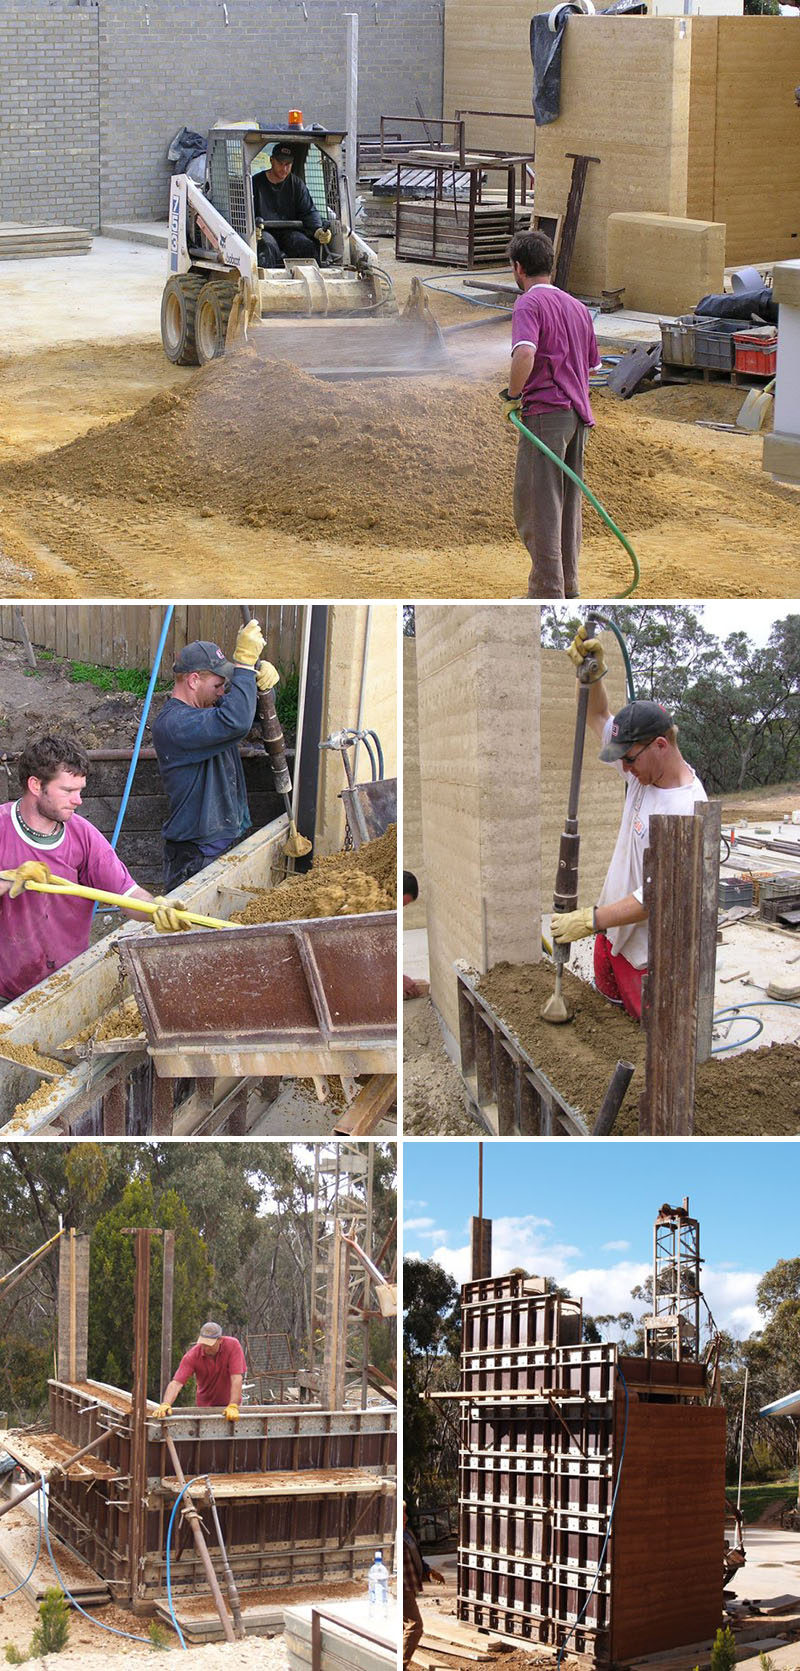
[39, 1474, 152, 1644]
[712, 998, 800, 1056]
[585, 610, 637, 702]
[510, 410, 640, 599]
[165, 1475, 208, 1650]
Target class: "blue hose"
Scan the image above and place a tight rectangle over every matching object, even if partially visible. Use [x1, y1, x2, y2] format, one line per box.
[712, 998, 800, 1055]
[38, 1474, 152, 1644]
[556, 1364, 629, 1669]
[92, 603, 174, 919]
[0, 1483, 42, 1600]
[166, 1475, 208, 1650]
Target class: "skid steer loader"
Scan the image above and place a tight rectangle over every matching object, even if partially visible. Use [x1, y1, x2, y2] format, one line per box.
[161, 118, 447, 379]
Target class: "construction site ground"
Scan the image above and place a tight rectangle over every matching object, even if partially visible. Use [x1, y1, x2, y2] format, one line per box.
[0, 235, 796, 601]
[409, 1531, 800, 1671]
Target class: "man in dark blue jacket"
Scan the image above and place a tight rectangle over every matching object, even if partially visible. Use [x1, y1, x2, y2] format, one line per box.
[252, 141, 332, 267]
[152, 623, 279, 891]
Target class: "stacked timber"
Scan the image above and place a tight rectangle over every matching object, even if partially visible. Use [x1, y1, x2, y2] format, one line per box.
[0, 222, 92, 260]
[396, 198, 517, 267]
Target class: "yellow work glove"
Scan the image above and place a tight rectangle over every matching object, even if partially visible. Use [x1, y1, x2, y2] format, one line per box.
[153, 1402, 173, 1419]
[8, 860, 54, 898]
[224, 1403, 240, 1422]
[152, 897, 191, 934]
[233, 619, 266, 667]
[498, 387, 522, 423]
[255, 660, 280, 694]
[552, 907, 596, 944]
[314, 226, 332, 245]
[567, 623, 606, 682]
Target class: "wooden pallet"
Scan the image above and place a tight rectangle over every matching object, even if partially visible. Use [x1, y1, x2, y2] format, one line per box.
[661, 363, 773, 389]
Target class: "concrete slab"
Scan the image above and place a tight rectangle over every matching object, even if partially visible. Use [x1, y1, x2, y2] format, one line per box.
[728, 1525, 800, 1604]
[101, 221, 168, 248]
[404, 927, 431, 984]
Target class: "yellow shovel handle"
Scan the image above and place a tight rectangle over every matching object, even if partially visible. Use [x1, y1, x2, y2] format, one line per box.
[0, 871, 230, 931]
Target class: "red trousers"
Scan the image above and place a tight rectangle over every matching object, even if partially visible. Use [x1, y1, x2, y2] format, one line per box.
[593, 932, 644, 1021]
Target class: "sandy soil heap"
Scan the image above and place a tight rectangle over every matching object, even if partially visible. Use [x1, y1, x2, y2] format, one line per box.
[233, 824, 396, 924]
[476, 961, 800, 1135]
[1, 340, 798, 601]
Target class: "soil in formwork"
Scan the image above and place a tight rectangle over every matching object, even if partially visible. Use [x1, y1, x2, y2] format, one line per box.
[476, 961, 800, 1135]
[232, 824, 396, 924]
[403, 995, 485, 1135]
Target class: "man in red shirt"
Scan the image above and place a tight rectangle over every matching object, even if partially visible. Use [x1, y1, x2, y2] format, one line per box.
[500, 228, 602, 599]
[153, 1322, 247, 1422]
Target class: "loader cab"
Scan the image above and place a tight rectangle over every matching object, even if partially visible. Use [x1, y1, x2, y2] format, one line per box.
[205, 123, 346, 266]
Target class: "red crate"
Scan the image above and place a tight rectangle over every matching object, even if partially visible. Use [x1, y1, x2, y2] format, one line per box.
[733, 329, 777, 376]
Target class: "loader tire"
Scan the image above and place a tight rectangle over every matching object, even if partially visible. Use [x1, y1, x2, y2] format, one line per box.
[161, 274, 204, 365]
[195, 280, 237, 366]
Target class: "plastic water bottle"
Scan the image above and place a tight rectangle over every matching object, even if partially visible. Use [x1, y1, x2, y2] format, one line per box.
[367, 1550, 389, 1619]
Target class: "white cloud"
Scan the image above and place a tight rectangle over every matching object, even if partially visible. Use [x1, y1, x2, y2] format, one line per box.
[403, 1217, 436, 1233]
[702, 1268, 762, 1338]
[566, 1262, 650, 1320]
[405, 1200, 429, 1212]
[428, 1214, 579, 1290]
[602, 1240, 631, 1253]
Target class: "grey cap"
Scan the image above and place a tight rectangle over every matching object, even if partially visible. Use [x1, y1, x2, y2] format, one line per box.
[174, 641, 238, 681]
[196, 1321, 223, 1344]
[599, 699, 674, 762]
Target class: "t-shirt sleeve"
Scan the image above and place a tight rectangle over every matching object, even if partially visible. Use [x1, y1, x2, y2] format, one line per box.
[511, 293, 539, 353]
[587, 313, 602, 373]
[228, 1339, 247, 1375]
[80, 825, 140, 896]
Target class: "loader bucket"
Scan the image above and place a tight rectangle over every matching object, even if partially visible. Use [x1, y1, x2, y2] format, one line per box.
[249, 313, 448, 380]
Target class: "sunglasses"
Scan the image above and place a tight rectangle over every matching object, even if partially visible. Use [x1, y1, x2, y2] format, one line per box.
[620, 740, 653, 767]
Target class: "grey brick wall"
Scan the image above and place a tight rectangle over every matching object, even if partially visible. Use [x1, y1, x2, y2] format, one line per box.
[98, 0, 444, 223]
[0, 3, 100, 230]
[0, 0, 442, 229]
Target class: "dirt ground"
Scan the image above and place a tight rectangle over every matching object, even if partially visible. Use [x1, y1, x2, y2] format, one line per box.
[0, 636, 152, 757]
[403, 996, 484, 1134]
[0, 282, 796, 599]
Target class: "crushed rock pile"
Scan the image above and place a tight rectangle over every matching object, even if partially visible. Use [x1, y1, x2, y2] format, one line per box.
[0, 348, 703, 548]
[233, 824, 396, 925]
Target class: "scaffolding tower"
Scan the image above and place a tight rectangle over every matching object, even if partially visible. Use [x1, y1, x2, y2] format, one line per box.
[643, 1197, 702, 1361]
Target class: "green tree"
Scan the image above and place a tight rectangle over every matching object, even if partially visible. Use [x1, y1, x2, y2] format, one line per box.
[403, 1258, 461, 1507]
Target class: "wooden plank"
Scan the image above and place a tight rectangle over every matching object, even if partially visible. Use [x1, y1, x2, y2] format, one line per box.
[639, 811, 706, 1133]
[332, 1074, 396, 1136]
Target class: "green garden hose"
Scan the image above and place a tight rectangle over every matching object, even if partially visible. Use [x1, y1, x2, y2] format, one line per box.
[510, 410, 641, 599]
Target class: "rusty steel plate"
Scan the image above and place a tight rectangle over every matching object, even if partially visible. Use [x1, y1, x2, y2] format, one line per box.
[118, 914, 396, 1057]
[340, 778, 397, 847]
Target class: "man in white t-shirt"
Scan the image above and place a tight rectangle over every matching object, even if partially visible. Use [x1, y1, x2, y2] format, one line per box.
[551, 625, 707, 1020]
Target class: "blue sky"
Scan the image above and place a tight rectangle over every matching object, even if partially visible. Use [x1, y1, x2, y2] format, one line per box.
[403, 1141, 800, 1341]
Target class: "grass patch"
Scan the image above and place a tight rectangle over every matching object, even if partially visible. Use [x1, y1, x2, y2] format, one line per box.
[68, 661, 169, 699]
[274, 666, 299, 734]
[732, 1479, 797, 1524]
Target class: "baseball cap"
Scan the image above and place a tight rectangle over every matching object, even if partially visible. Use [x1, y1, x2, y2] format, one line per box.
[196, 1321, 223, 1345]
[599, 699, 674, 762]
[271, 142, 295, 161]
[174, 641, 238, 681]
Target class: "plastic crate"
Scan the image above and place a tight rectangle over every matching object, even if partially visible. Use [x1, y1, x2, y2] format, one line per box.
[733, 328, 777, 376]
[659, 314, 715, 367]
[693, 328, 735, 371]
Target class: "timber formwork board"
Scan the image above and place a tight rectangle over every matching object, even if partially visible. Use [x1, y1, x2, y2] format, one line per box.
[457, 968, 588, 1135]
[38, 1380, 396, 1606]
[454, 1275, 724, 1666]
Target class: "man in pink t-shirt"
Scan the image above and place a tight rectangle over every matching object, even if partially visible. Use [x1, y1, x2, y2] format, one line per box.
[500, 228, 602, 599]
[0, 734, 187, 1004]
[154, 1321, 247, 1421]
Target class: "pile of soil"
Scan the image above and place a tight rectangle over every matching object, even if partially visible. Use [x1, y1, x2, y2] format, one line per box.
[476, 961, 800, 1135]
[0, 638, 148, 755]
[403, 996, 484, 1135]
[233, 824, 396, 924]
[2, 347, 795, 566]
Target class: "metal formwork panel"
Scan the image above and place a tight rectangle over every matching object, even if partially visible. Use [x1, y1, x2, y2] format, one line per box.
[45, 1381, 396, 1602]
[457, 971, 588, 1136]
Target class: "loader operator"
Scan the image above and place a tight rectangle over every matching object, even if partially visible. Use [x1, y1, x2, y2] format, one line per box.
[550, 626, 707, 1020]
[0, 735, 186, 1004]
[253, 141, 333, 268]
[154, 1321, 246, 1423]
[152, 622, 280, 891]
